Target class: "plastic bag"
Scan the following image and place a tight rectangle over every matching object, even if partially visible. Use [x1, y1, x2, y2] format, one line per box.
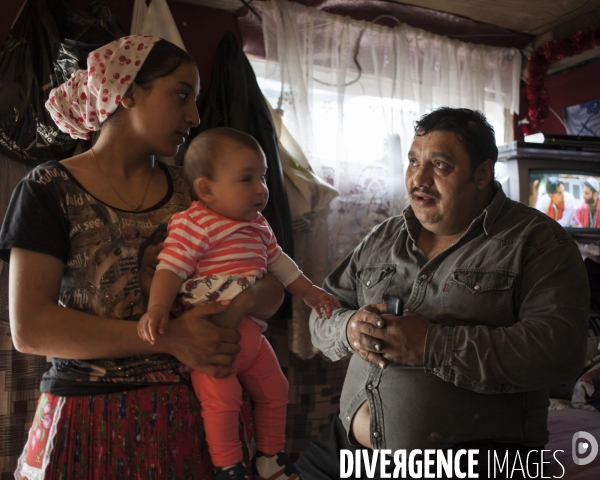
[131, 0, 186, 50]
[0, 0, 124, 166]
[267, 101, 339, 232]
[54, 2, 125, 83]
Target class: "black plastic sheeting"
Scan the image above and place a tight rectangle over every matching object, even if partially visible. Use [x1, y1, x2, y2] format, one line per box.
[0, 0, 124, 166]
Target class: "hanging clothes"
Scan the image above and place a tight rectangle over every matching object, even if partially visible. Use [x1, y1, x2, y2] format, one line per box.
[196, 31, 294, 258]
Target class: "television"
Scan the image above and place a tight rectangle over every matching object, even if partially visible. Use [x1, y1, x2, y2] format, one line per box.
[497, 141, 600, 237]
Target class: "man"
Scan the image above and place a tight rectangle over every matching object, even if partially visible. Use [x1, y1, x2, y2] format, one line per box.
[574, 176, 600, 228]
[534, 177, 576, 227]
[297, 108, 589, 479]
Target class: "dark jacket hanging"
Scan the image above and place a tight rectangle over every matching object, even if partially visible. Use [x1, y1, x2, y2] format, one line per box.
[197, 31, 294, 259]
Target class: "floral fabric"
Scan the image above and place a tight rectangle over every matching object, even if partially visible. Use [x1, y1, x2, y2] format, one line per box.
[16, 385, 256, 480]
[180, 273, 253, 309]
[45, 35, 160, 139]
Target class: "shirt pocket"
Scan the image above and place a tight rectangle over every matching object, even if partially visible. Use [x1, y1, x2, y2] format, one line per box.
[442, 269, 517, 327]
[357, 264, 396, 306]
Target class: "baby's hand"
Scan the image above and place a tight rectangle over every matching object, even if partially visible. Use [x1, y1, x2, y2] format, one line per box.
[138, 305, 171, 344]
[303, 285, 341, 319]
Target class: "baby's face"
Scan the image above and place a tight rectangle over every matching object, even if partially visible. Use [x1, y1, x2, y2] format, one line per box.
[207, 143, 269, 222]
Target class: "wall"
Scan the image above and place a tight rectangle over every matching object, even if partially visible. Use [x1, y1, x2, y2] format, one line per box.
[0, 2, 26, 47]
[515, 59, 600, 140]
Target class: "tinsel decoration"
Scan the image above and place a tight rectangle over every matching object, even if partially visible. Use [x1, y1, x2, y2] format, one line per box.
[527, 26, 600, 130]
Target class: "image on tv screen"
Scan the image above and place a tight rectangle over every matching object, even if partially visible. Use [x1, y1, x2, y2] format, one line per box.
[530, 171, 600, 228]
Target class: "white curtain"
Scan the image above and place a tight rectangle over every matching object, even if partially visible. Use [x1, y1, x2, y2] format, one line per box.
[255, 0, 521, 270]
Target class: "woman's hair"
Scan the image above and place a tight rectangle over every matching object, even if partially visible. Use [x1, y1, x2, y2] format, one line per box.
[135, 39, 197, 90]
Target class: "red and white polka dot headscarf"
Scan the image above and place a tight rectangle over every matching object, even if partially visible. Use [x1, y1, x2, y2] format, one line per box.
[45, 35, 161, 140]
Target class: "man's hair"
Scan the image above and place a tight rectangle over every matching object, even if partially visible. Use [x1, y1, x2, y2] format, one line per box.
[546, 177, 564, 195]
[414, 107, 498, 172]
[184, 127, 264, 183]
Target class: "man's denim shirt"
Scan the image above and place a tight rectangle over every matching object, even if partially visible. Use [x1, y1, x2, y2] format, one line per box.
[310, 184, 589, 450]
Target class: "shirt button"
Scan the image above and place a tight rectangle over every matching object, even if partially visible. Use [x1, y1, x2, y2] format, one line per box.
[366, 280, 371, 286]
[473, 284, 481, 291]
[433, 367, 440, 373]
[404, 308, 409, 312]
[421, 273, 428, 279]
[346, 416, 351, 421]
[373, 431, 381, 438]
[367, 383, 373, 390]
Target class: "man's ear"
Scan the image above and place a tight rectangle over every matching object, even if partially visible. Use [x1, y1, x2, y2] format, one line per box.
[476, 159, 494, 190]
[193, 177, 213, 204]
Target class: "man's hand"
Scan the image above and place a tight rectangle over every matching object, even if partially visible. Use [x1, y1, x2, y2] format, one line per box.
[347, 303, 431, 368]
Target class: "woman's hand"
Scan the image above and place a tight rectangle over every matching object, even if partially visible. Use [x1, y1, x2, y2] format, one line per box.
[159, 300, 241, 377]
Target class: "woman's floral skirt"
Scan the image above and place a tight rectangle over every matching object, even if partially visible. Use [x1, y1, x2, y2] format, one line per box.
[16, 383, 255, 480]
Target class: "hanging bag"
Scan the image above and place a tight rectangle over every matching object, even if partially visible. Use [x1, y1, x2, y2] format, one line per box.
[0, 0, 123, 165]
[131, 0, 185, 50]
[267, 101, 338, 232]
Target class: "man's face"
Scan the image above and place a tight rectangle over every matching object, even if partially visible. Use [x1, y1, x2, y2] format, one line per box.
[549, 184, 564, 208]
[406, 130, 487, 236]
[584, 185, 598, 206]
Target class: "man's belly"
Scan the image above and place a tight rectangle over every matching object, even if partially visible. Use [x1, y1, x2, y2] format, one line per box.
[340, 355, 549, 450]
[351, 400, 372, 448]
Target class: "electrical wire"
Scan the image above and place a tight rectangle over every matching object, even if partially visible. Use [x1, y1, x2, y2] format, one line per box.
[256, 0, 589, 94]
[240, 0, 595, 40]
[243, 0, 599, 42]
[271, 0, 595, 40]
[313, 14, 400, 87]
[238, 2, 399, 87]
[548, 106, 569, 130]
[239, 0, 262, 24]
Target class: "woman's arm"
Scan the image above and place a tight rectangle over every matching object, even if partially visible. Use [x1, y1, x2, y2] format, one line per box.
[9, 248, 241, 377]
[209, 272, 285, 329]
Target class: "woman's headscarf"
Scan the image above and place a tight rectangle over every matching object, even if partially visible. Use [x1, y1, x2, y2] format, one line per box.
[45, 35, 160, 140]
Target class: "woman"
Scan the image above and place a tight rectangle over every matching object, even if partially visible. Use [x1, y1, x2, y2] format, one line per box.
[0, 35, 284, 479]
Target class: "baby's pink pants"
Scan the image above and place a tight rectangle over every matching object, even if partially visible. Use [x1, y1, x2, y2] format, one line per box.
[191, 316, 289, 467]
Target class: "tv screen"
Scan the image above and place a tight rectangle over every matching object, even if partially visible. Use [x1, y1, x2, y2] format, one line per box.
[530, 170, 600, 229]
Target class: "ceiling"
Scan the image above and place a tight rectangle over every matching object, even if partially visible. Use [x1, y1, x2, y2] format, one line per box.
[370, 0, 600, 37]
[175, 0, 600, 49]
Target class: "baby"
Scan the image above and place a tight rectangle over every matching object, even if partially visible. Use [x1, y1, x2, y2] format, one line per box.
[138, 127, 339, 480]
